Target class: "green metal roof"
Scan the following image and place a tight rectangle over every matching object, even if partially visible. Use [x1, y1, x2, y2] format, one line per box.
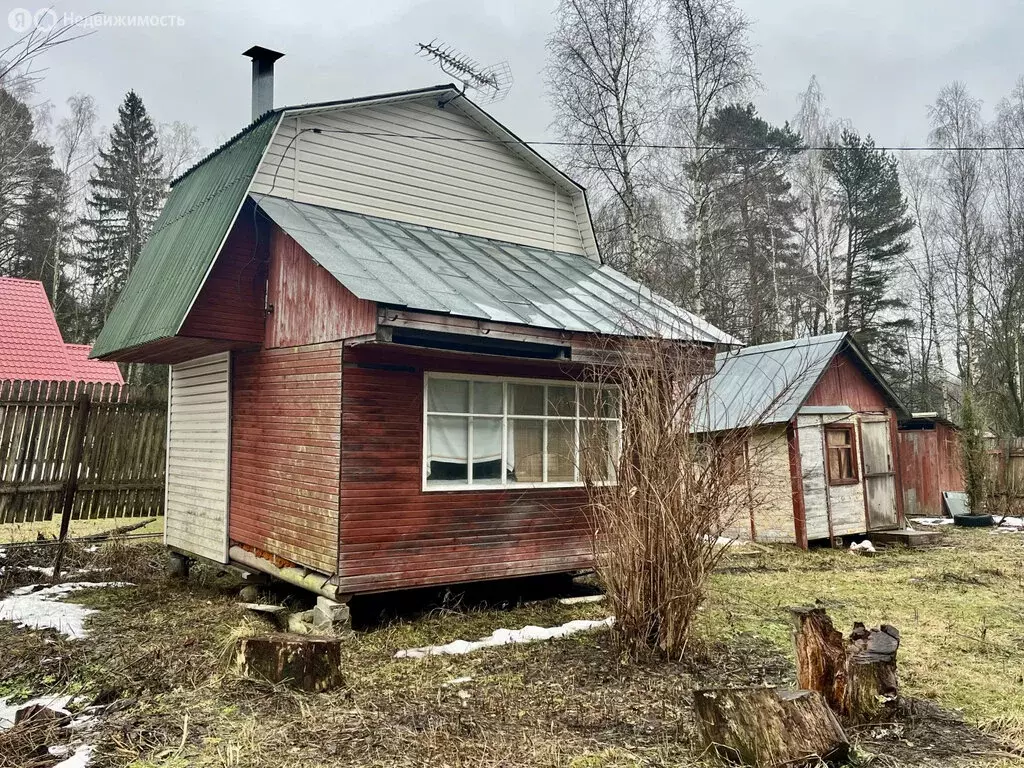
[90, 113, 281, 359]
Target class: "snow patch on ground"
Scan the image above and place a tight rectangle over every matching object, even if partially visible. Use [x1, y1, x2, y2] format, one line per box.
[0, 582, 132, 638]
[911, 517, 954, 526]
[993, 516, 1024, 533]
[0, 694, 72, 730]
[50, 743, 93, 767]
[396, 617, 615, 659]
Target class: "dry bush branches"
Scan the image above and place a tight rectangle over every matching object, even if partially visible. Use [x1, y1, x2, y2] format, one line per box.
[582, 336, 800, 659]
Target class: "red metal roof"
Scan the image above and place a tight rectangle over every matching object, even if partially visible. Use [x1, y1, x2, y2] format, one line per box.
[0, 277, 124, 384]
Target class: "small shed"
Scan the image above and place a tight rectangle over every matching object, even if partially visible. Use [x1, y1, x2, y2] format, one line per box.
[89, 52, 734, 600]
[697, 333, 909, 547]
[0, 277, 123, 385]
[897, 414, 963, 517]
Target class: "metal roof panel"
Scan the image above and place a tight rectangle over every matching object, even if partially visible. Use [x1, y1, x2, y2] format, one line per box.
[695, 333, 847, 433]
[255, 195, 735, 344]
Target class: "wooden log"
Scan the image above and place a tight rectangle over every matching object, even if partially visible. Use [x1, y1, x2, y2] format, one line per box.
[693, 687, 849, 767]
[234, 634, 344, 692]
[789, 607, 900, 722]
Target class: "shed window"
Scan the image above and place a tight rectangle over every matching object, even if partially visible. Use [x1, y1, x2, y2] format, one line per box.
[825, 426, 858, 484]
[424, 375, 620, 490]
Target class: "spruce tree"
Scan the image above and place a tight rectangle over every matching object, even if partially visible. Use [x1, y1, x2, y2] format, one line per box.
[823, 130, 915, 377]
[80, 90, 164, 338]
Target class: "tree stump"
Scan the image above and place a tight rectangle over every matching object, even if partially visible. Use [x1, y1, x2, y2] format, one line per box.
[234, 634, 344, 692]
[789, 607, 900, 722]
[693, 687, 849, 767]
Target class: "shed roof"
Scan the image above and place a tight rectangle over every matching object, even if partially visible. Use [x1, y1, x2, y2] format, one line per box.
[694, 332, 904, 433]
[256, 195, 735, 343]
[0, 278, 123, 383]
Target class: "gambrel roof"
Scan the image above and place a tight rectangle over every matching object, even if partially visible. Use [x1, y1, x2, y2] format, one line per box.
[92, 85, 733, 359]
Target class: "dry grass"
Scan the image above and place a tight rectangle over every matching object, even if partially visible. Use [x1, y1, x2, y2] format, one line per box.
[0, 515, 163, 545]
[704, 528, 1024, 753]
[0, 531, 1022, 766]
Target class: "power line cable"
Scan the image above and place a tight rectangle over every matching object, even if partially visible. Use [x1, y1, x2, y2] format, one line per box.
[305, 127, 1024, 153]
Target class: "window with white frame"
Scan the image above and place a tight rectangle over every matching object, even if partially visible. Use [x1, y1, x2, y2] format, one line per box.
[423, 375, 621, 489]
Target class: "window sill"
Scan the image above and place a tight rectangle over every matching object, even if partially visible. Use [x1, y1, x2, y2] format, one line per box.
[827, 478, 860, 487]
[422, 480, 616, 493]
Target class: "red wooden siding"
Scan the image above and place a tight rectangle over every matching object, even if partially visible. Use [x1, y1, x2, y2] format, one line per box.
[805, 350, 890, 411]
[338, 345, 594, 593]
[180, 217, 267, 345]
[897, 422, 963, 516]
[230, 342, 342, 574]
[266, 228, 377, 349]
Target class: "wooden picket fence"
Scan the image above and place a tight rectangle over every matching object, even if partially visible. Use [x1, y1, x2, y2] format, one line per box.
[0, 379, 167, 525]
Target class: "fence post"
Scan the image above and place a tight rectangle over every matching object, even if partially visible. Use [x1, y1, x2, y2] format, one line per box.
[51, 393, 92, 580]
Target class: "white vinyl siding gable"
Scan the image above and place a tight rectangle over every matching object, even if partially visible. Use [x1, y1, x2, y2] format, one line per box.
[165, 352, 231, 563]
[250, 99, 595, 257]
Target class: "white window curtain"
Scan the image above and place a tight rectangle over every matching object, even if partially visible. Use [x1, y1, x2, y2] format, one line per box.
[424, 375, 620, 489]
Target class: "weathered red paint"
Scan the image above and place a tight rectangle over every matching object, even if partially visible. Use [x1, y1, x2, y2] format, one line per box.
[337, 344, 594, 593]
[897, 420, 964, 517]
[805, 351, 890, 412]
[266, 229, 377, 348]
[229, 342, 342, 574]
[180, 216, 267, 344]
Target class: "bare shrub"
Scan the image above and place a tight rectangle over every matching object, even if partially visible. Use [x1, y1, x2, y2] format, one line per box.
[582, 337, 797, 659]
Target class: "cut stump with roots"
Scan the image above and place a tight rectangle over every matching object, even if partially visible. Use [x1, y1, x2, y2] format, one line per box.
[234, 634, 344, 692]
[789, 606, 900, 723]
[693, 687, 850, 767]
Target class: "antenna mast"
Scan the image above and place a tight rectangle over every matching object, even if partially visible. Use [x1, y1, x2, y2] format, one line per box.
[416, 40, 513, 104]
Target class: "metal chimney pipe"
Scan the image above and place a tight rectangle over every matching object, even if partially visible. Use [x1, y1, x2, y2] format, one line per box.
[242, 45, 284, 121]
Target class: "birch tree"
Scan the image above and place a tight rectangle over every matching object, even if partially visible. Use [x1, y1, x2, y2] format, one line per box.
[981, 82, 1024, 435]
[791, 76, 842, 336]
[546, 0, 662, 283]
[665, 0, 756, 313]
[928, 81, 989, 513]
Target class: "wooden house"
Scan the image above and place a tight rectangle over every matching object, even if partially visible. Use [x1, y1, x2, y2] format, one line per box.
[697, 333, 909, 546]
[897, 414, 963, 517]
[89, 49, 734, 604]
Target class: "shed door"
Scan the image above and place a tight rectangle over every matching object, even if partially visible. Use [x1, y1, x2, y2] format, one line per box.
[165, 352, 231, 563]
[860, 417, 898, 530]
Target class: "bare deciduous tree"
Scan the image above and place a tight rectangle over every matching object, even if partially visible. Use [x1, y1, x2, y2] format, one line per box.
[158, 120, 205, 179]
[546, 0, 662, 282]
[665, 0, 756, 312]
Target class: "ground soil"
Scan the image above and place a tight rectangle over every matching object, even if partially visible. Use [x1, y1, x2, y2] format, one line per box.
[1, 528, 1022, 767]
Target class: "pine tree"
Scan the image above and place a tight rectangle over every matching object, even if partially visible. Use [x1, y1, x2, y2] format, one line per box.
[699, 103, 801, 343]
[80, 90, 164, 338]
[823, 130, 915, 377]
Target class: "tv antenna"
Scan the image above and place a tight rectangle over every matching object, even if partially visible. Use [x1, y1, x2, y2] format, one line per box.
[416, 40, 513, 104]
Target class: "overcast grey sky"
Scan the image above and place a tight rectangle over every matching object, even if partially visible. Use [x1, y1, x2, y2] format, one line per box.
[5, 0, 1024, 154]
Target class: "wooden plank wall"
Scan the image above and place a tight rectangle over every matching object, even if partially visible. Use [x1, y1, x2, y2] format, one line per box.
[230, 342, 342, 574]
[338, 345, 593, 593]
[804, 353, 890, 412]
[179, 210, 267, 345]
[265, 229, 377, 348]
[0, 379, 166, 524]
